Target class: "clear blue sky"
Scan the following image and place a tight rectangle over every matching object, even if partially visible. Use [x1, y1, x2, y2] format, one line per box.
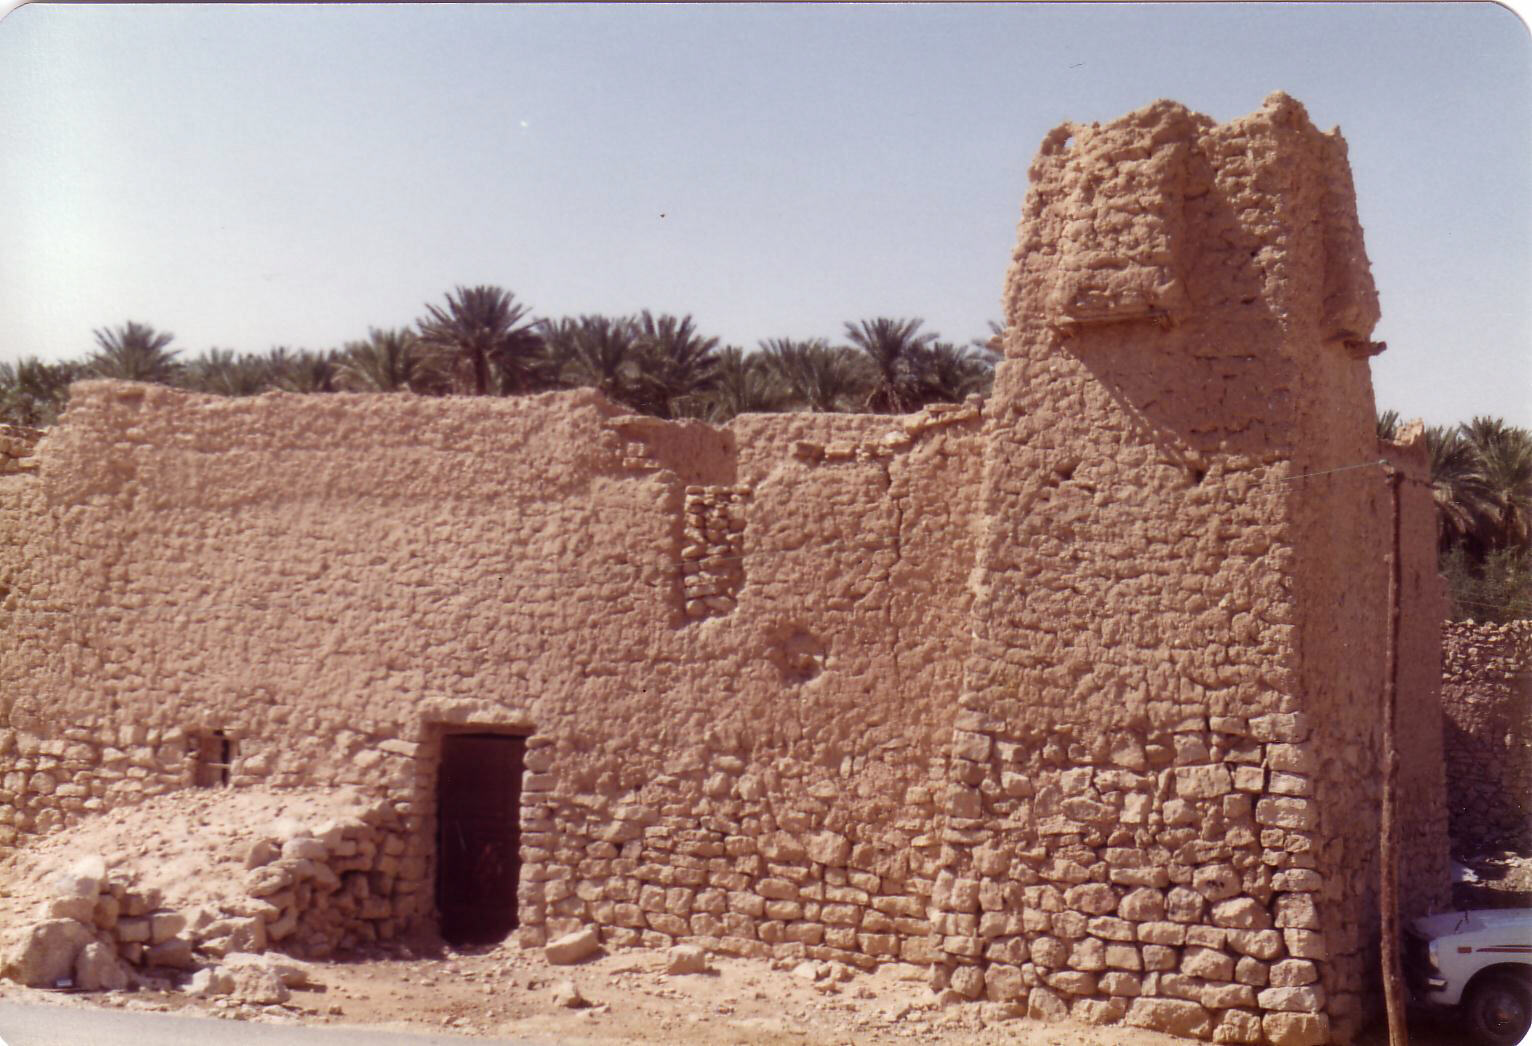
[1, 3, 1527, 426]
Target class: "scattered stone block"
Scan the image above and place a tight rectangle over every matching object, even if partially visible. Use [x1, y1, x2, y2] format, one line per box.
[545, 926, 600, 965]
[552, 979, 589, 1008]
[5, 918, 94, 987]
[665, 944, 708, 975]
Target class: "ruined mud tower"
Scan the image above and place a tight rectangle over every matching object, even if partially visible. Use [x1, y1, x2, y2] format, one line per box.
[0, 94, 1449, 1044]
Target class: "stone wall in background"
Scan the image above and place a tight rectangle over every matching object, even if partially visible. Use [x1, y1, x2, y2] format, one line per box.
[1441, 620, 1532, 854]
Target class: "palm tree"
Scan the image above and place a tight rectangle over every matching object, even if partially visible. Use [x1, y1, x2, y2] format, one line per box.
[630, 311, 721, 419]
[1377, 409, 1401, 441]
[542, 315, 643, 408]
[87, 322, 181, 384]
[1461, 416, 1532, 552]
[416, 285, 543, 396]
[0, 357, 78, 427]
[913, 341, 997, 405]
[705, 346, 789, 422]
[1426, 425, 1494, 553]
[757, 338, 869, 413]
[183, 348, 277, 397]
[842, 317, 938, 413]
[270, 348, 341, 394]
[337, 328, 445, 394]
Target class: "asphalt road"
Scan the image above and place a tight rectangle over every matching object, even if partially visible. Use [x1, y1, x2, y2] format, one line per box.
[0, 1002, 543, 1046]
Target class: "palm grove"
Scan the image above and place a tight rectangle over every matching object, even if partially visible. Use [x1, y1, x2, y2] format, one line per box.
[2, 285, 1526, 621]
[0, 287, 997, 428]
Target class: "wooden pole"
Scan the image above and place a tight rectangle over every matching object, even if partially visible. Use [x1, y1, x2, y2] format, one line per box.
[1380, 464, 1409, 1046]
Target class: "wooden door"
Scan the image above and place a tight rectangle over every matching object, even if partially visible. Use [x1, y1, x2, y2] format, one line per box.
[435, 733, 525, 945]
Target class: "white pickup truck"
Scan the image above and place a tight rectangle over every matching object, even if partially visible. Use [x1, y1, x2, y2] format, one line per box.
[1406, 908, 1532, 1045]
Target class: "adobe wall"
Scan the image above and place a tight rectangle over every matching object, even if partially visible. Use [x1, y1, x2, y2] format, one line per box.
[0, 94, 1453, 1045]
[0, 379, 987, 966]
[1441, 620, 1532, 853]
[922, 94, 1448, 1045]
[1381, 427, 1453, 922]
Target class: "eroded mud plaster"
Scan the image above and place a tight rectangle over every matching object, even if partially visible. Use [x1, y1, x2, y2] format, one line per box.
[0, 94, 1448, 1044]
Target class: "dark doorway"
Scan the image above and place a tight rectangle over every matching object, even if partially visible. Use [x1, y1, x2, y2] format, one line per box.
[435, 732, 526, 945]
[192, 730, 234, 788]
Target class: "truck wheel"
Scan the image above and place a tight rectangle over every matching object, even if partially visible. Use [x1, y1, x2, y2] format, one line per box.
[1465, 972, 1532, 1046]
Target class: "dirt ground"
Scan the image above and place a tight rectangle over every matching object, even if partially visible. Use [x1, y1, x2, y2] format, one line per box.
[0, 941, 1199, 1046]
[0, 927, 1487, 1046]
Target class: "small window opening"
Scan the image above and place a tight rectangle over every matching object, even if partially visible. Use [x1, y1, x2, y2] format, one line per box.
[192, 729, 234, 787]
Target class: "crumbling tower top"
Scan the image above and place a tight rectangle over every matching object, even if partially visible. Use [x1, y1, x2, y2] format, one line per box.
[1006, 91, 1381, 362]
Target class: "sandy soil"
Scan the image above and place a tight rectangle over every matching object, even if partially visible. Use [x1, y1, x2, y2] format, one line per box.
[0, 939, 1197, 1046]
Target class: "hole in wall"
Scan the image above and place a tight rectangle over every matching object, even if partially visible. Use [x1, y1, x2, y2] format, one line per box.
[1189, 467, 1206, 486]
[767, 626, 828, 684]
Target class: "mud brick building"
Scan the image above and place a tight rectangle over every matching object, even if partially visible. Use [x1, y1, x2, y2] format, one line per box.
[0, 94, 1451, 1043]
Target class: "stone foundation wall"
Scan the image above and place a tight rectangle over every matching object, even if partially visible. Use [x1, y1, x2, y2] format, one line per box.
[1441, 620, 1532, 853]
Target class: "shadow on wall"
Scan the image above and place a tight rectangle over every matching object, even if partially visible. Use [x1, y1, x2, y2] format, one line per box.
[1442, 715, 1532, 855]
[1054, 172, 1286, 464]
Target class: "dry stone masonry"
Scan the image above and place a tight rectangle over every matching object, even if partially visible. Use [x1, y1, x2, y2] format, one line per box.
[0, 95, 1454, 1044]
[1441, 620, 1532, 854]
[0, 424, 42, 477]
[1, 799, 412, 991]
[680, 485, 750, 620]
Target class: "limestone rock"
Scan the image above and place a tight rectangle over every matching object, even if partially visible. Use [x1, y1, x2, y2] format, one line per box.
[227, 962, 292, 1004]
[544, 926, 600, 965]
[1125, 997, 1212, 1038]
[197, 916, 267, 957]
[114, 917, 150, 944]
[281, 836, 328, 861]
[46, 896, 97, 923]
[55, 856, 106, 899]
[150, 911, 187, 945]
[187, 965, 235, 997]
[665, 944, 708, 975]
[244, 839, 280, 870]
[552, 979, 589, 1008]
[1262, 1011, 1330, 1045]
[223, 950, 318, 988]
[803, 830, 851, 867]
[91, 894, 120, 931]
[4, 918, 94, 987]
[144, 937, 196, 969]
[73, 941, 129, 992]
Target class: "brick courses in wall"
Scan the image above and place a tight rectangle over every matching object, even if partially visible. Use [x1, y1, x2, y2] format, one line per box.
[0, 93, 1450, 1044]
[1441, 620, 1532, 853]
